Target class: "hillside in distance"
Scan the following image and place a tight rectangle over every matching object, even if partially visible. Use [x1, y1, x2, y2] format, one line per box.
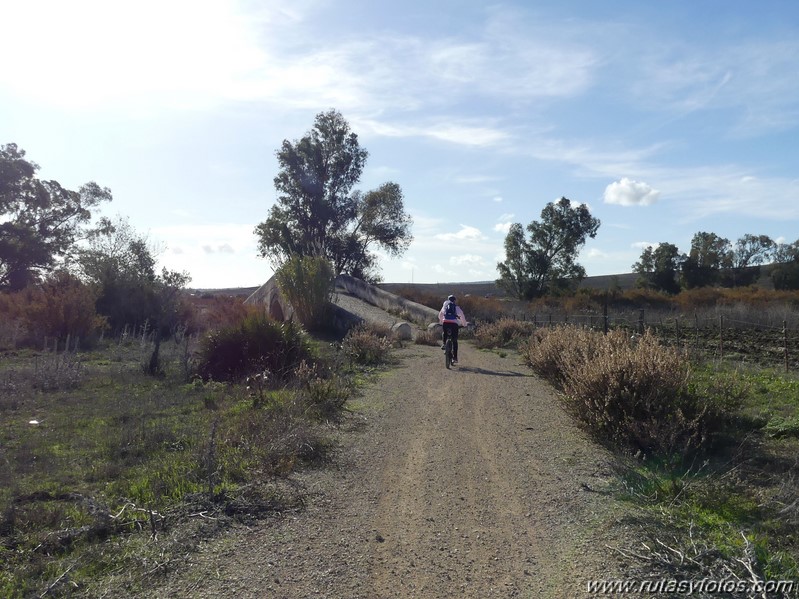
[191, 273, 642, 298]
[379, 272, 640, 299]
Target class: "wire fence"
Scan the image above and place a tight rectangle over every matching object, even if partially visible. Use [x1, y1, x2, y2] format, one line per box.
[507, 306, 799, 373]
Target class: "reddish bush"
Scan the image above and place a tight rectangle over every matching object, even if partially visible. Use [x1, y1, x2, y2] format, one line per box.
[0, 272, 106, 348]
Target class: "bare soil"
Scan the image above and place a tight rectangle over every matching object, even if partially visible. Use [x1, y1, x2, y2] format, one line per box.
[150, 343, 632, 598]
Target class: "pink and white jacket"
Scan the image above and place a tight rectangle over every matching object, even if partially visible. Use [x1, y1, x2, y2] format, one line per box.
[438, 302, 467, 327]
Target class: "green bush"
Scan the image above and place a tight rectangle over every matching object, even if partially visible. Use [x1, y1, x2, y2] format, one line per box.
[275, 255, 334, 331]
[196, 313, 311, 383]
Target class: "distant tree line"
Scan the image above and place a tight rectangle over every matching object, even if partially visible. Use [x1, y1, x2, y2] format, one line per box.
[632, 232, 799, 293]
[494, 196, 797, 301]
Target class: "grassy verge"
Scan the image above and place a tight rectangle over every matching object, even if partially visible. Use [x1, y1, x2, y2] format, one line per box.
[614, 364, 799, 590]
[0, 322, 396, 597]
[487, 324, 799, 594]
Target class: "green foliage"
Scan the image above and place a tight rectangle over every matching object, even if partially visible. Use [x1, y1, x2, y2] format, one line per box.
[680, 231, 733, 289]
[632, 242, 682, 294]
[0, 143, 112, 291]
[0, 323, 359, 595]
[275, 255, 334, 330]
[77, 216, 191, 334]
[496, 197, 600, 300]
[254, 110, 412, 282]
[196, 312, 312, 383]
[772, 261, 799, 290]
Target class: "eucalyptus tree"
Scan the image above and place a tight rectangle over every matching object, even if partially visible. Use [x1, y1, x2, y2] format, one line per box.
[496, 197, 600, 299]
[255, 110, 412, 282]
[0, 143, 111, 290]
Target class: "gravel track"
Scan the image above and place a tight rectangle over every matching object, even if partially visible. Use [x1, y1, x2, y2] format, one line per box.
[152, 343, 631, 598]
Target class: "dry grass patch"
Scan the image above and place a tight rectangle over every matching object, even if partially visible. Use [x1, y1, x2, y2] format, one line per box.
[522, 327, 733, 457]
[473, 318, 536, 349]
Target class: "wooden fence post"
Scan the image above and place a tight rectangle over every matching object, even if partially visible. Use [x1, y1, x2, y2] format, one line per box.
[694, 311, 699, 353]
[638, 309, 644, 335]
[719, 314, 724, 361]
[785, 320, 789, 373]
[603, 294, 609, 335]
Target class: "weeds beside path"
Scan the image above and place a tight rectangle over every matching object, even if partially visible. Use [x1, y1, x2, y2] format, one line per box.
[153, 343, 631, 598]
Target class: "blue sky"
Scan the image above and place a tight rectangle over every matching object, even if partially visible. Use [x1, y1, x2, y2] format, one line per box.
[2, 0, 798, 288]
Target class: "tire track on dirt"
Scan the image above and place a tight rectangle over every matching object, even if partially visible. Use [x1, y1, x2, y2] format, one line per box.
[151, 344, 630, 598]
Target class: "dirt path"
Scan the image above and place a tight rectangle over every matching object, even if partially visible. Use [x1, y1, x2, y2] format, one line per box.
[154, 343, 630, 598]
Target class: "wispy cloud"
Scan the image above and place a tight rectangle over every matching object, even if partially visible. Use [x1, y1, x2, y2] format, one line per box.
[629, 39, 799, 136]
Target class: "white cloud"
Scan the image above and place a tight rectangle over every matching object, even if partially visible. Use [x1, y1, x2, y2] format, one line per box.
[493, 222, 513, 234]
[493, 196, 503, 203]
[435, 225, 486, 241]
[603, 178, 660, 206]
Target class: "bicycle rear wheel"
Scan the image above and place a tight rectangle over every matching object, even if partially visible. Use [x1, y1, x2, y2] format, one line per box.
[445, 337, 452, 369]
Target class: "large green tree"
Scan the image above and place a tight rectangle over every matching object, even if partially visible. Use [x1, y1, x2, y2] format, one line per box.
[723, 233, 775, 287]
[255, 110, 412, 282]
[77, 216, 190, 335]
[496, 197, 600, 300]
[680, 231, 732, 288]
[632, 242, 683, 294]
[0, 143, 112, 290]
[771, 239, 799, 290]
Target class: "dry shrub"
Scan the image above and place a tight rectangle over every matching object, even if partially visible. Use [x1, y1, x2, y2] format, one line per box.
[613, 288, 676, 310]
[415, 328, 441, 346]
[341, 323, 393, 365]
[216, 407, 321, 479]
[523, 326, 726, 457]
[456, 294, 506, 321]
[474, 318, 536, 349]
[520, 326, 606, 387]
[186, 295, 255, 334]
[292, 360, 353, 421]
[0, 273, 106, 348]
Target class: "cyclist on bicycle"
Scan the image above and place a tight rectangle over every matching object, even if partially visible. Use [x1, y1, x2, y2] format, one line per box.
[438, 294, 467, 364]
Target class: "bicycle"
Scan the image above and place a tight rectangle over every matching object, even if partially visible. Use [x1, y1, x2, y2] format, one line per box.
[444, 333, 453, 369]
[443, 325, 458, 369]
